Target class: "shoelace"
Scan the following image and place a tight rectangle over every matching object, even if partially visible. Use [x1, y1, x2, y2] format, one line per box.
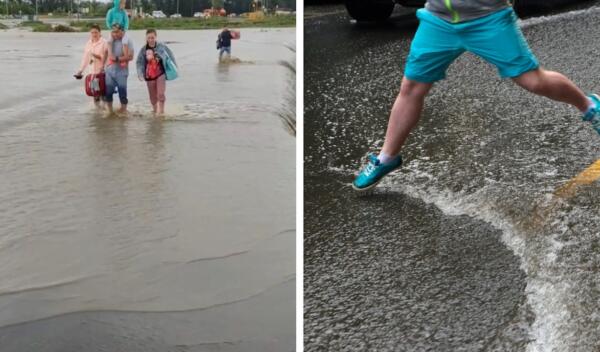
[363, 155, 380, 177]
[583, 107, 597, 122]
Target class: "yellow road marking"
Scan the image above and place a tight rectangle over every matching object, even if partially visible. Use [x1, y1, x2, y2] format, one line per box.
[555, 159, 600, 198]
[525, 159, 600, 230]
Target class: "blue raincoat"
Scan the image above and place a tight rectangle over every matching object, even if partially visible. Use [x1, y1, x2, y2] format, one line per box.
[106, 0, 129, 30]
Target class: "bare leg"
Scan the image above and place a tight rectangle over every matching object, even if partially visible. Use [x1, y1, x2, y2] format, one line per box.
[380, 77, 434, 157]
[118, 104, 127, 113]
[512, 68, 590, 112]
[106, 102, 113, 114]
[156, 77, 166, 115]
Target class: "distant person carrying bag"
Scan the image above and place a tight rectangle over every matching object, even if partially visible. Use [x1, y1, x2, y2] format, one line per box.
[217, 27, 240, 62]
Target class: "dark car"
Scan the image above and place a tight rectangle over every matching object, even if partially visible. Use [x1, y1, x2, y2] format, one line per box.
[345, 0, 582, 21]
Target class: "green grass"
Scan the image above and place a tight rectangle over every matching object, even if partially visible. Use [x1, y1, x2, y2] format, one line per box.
[19, 20, 80, 32]
[0, 23, 7, 30]
[19, 20, 52, 32]
[19, 14, 294, 32]
[70, 15, 295, 31]
[19, 20, 44, 27]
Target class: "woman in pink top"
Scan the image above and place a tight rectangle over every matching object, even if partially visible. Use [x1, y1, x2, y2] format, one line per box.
[75, 24, 108, 108]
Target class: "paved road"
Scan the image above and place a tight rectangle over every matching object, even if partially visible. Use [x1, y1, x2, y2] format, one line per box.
[305, 3, 600, 351]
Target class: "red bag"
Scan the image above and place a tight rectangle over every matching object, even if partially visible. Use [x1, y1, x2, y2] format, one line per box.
[85, 73, 106, 97]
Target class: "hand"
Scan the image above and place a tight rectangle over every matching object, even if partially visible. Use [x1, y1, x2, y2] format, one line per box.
[138, 75, 144, 81]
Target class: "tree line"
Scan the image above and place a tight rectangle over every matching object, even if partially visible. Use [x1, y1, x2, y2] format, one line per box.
[1, 0, 296, 17]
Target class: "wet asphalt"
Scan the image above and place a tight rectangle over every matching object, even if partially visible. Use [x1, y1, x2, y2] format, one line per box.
[305, 2, 600, 351]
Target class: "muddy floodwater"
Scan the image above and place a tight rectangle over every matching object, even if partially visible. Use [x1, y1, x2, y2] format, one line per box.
[0, 28, 295, 351]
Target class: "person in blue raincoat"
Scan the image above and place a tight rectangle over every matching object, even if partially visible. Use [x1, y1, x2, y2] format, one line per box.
[106, 0, 130, 69]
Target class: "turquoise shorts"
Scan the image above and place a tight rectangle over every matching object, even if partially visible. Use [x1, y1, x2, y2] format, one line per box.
[404, 8, 539, 83]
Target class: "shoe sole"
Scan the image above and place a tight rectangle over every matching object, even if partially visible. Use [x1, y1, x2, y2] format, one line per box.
[352, 177, 383, 195]
[351, 165, 402, 195]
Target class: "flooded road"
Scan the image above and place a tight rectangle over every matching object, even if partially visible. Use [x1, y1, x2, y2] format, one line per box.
[0, 28, 295, 351]
[305, 3, 600, 352]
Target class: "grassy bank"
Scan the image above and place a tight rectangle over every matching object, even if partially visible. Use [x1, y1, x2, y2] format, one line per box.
[19, 20, 76, 32]
[71, 15, 295, 31]
[0, 23, 7, 30]
[18, 14, 294, 32]
[19, 21, 51, 32]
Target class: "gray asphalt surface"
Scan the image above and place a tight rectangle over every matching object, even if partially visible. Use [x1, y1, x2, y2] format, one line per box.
[305, 3, 600, 351]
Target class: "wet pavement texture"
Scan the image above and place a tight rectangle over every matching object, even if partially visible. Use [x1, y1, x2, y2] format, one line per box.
[305, 3, 600, 352]
[0, 29, 295, 351]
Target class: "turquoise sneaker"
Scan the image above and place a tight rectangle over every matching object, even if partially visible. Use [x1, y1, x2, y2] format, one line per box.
[352, 153, 403, 193]
[583, 94, 600, 135]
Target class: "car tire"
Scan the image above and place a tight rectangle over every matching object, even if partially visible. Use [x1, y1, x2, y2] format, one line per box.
[345, 0, 395, 22]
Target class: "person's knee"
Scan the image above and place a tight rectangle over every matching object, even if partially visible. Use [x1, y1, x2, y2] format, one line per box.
[399, 79, 430, 99]
[523, 77, 543, 93]
[515, 70, 545, 93]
